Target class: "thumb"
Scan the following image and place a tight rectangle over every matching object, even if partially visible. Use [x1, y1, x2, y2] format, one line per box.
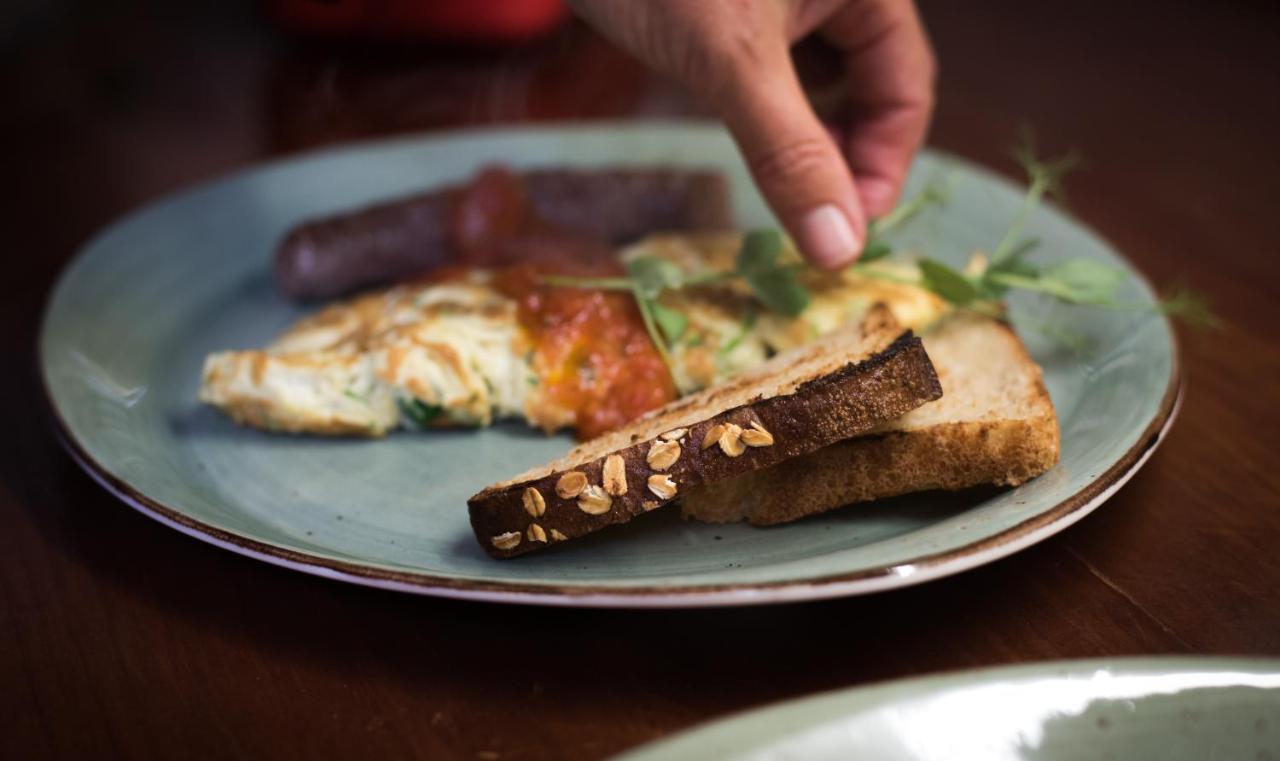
[715, 59, 867, 270]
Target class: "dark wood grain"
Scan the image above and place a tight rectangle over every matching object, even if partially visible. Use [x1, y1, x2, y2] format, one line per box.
[3, 1, 1279, 758]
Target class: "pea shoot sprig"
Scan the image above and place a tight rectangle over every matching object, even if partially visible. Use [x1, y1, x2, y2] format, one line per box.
[542, 230, 818, 371]
[906, 143, 1217, 326]
[543, 143, 1217, 379]
[541, 173, 952, 373]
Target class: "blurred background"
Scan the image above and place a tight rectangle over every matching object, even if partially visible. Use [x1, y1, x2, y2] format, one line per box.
[3, 0, 1277, 329]
[3, 5, 1279, 758]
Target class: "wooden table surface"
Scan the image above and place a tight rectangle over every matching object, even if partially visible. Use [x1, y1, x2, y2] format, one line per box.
[4, 1, 1278, 758]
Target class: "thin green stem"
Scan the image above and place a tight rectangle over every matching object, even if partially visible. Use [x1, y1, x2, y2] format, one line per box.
[989, 176, 1049, 264]
[992, 146, 1079, 264]
[1079, 298, 1220, 327]
[985, 271, 1084, 301]
[869, 179, 949, 239]
[630, 285, 679, 383]
[540, 272, 684, 381]
[849, 266, 923, 286]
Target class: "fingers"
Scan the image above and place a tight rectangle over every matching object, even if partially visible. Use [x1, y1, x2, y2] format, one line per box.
[566, 0, 935, 265]
[714, 54, 867, 270]
[822, 0, 936, 218]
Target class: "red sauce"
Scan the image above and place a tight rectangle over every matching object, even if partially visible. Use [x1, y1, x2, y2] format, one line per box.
[451, 166, 531, 266]
[493, 265, 676, 440]
[451, 166, 678, 439]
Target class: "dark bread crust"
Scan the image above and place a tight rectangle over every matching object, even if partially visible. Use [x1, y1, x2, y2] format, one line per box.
[468, 332, 942, 558]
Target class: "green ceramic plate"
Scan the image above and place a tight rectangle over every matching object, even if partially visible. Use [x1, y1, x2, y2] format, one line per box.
[615, 658, 1280, 760]
[40, 123, 1178, 606]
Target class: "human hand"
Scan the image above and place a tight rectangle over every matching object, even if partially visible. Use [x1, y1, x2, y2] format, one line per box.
[568, 0, 935, 269]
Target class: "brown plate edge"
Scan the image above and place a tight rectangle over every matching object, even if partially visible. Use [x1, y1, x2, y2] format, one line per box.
[41, 331, 1183, 608]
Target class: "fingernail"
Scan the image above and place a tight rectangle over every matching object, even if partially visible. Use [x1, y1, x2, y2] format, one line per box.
[799, 204, 861, 269]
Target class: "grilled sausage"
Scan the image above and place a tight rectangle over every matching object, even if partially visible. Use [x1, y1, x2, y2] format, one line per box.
[275, 167, 732, 301]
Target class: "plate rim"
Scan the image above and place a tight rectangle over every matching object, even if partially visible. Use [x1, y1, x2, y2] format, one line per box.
[39, 123, 1183, 608]
[611, 655, 1280, 760]
[42, 349, 1181, 609]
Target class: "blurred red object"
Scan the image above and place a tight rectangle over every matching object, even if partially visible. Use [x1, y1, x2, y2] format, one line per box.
[270, 0, 571, 44]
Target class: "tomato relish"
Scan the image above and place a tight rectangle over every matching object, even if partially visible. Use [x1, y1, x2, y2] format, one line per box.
[493, 266, 676, 440]
[437, 165, 678, 439]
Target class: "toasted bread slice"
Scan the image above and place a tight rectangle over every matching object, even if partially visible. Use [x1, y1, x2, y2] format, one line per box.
[468, 306, 943, 557]
[680, 314, 1060, 525]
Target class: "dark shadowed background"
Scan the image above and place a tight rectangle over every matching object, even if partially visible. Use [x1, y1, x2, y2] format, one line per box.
[3, 1, 1278, 758]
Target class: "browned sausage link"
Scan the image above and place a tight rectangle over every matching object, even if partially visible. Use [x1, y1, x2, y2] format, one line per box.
[274, 168, 732, 301]
[274, 192, 453, 301]
[522, 169, 732, 244]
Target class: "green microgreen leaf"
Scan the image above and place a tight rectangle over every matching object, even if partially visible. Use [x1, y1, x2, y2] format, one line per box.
[626, 256, 685, 299]
[1042, 259, 1126, 303]
[858, 239, 893, 263]
[735, 229, 811, 317]
[719, 309, 758, 357]
[1156, 285, 1221, 329]
[735, 229, 784, 273]
[918, 258, 979, 305]
[398, 398, 443, 427]
[649, 299, 689, 344]
[754, 269, 811, 317]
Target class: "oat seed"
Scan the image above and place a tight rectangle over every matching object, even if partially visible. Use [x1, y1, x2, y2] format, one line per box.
[491, 532, 521, 550]
[526, 523, 547, 543]
[555, 471, 588, 499]
[577, 484, 613, 515]
[647, 474, 678, 500]
[718, 423, 746, 457]
[522, 487, 546, 517]
[550, 529, 568, 542]
[603, 454, 628, 496]
[740, 421, 775, 447]
[660, 428, 687, 442]
[646, 440, 681, 471]
[701, 423, 726, 450]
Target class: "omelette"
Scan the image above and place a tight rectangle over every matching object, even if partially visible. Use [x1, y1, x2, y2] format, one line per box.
[199, 233, 949, 438]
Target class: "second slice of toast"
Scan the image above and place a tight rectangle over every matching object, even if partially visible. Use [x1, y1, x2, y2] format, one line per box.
[680, 314, 1061, 525]
[468, 306, 943, 557]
